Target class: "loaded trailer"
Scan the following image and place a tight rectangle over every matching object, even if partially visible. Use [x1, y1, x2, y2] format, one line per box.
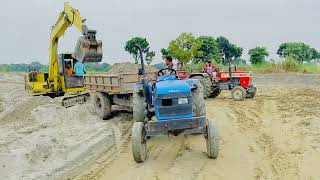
[84, 72, 155, 119]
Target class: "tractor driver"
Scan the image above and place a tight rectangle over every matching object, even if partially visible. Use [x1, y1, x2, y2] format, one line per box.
[164, 56, 174, 69]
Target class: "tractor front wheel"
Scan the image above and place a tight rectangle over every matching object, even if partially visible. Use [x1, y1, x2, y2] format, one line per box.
[132, 122, 147, 163]
[205, 120, 219, 159]
[231, 86, 246, 101]
[133, 92, 146, 122]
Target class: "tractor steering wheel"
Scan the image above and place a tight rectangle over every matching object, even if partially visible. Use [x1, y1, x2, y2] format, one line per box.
[157, 68, 177, 76]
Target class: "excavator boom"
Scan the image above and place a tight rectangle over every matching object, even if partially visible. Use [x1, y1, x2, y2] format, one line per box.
[49, 2, 103, 90]
[24, 2, 103, 107]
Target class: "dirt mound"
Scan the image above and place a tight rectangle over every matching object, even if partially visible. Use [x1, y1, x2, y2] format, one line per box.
[106, 62, 157, 75]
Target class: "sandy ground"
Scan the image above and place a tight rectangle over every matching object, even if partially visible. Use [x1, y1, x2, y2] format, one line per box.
[0, 73, 319, 180]
[77, 73, 320, 180]
[0, 73, 132, 179]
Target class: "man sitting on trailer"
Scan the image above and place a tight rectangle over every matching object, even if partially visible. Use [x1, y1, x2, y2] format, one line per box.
[74, 60, 86, 77]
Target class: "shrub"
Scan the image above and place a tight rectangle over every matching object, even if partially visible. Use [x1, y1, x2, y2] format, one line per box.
[282, 56, 299, 72]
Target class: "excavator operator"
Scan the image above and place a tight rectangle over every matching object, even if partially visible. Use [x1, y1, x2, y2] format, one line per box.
[65, 64, 74, 76]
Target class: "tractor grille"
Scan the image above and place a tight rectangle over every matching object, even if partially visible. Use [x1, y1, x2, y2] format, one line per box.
[158, 104, 192, 117]
[157, 92, 191, 99]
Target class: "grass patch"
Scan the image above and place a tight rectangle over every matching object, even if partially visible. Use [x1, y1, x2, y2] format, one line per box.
[185, 59, 320, 74]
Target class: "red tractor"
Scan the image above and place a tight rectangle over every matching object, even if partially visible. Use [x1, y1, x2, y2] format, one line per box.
[178, 66, 257, 101]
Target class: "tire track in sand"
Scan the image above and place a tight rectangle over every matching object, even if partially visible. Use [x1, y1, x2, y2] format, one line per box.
[229, 92, 302, 180]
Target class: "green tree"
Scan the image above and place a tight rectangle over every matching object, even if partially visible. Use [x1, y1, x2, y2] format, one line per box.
[167, 32, 202, 67]
[248, 47, 269, 64]
[216, 36, 243, 64]
[160, 48, 172, 58]
[124, 37, 151, 64]
[145, 51, 155, 65]
[194, 36, 221, 63]
[311, 48, 319, 60]
[277, 42, 313, 62]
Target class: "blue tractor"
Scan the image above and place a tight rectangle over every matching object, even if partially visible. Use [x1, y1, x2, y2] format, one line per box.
[131, 46, 219, 163]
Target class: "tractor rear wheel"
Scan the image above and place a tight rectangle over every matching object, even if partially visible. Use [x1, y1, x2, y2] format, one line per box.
[191, 76, 212, 99]
[132, 122, 147, 163]
[209, 86, 221, 98]
[192, 84, 206, 116]
[94, 92, 112, 119]
[231, 86, 246, 101]
[133, 92, 146, 122]
[205, 120, 219, 159]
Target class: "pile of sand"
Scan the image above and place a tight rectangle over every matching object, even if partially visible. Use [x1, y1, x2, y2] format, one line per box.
[106, 62, 157, 75]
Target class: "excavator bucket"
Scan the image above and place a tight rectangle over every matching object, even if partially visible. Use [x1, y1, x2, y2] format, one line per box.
[73, 30, 103, 63]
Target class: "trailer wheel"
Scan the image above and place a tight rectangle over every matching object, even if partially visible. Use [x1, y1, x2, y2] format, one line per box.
[192, 84, 206, 116]
[231, 86, 246, 101]
[191, 76, 212, 99]
[133, 92, 146, 122]
[205, 120, 219, 159]
[94, 92, 112, 119]
[132, 122, 147, 163]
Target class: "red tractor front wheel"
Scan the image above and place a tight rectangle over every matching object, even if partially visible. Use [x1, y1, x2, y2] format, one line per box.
[231, 86, 246, 101]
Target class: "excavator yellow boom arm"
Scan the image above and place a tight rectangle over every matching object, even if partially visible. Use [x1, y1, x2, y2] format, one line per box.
[49, 2, 102, 91]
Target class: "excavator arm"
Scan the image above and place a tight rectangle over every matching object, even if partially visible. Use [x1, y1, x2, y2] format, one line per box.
[49, 2, 102, 90]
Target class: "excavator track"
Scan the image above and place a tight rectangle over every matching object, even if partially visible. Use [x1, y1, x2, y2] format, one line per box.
[54, 92, 90, 108]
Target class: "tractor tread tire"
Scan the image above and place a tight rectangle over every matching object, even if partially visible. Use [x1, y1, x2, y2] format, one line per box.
[191, 76, 212, 99]
[94, 92, 112, 119]
[132, 122, 147, 163]
[209, 87, 221, 98]
[206, 120, 219, 159]
[133, 92, 146, 122]
[192, 84, 206, 116]
[231, 86, 246, 101]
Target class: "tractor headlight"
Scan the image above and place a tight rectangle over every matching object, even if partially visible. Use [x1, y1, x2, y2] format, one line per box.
[178, 98, 188, 104]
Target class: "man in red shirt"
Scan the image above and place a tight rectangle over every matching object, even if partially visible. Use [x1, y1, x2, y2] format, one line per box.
[203, 61, 217, 78]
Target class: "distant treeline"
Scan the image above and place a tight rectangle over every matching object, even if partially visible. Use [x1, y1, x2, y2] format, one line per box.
[0, 62, 111, 72]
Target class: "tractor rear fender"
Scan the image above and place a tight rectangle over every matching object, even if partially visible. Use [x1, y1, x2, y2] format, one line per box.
[185, 79, 200, 90]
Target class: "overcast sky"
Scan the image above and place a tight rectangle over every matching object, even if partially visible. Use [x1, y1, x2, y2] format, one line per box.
[0, 0, 319, 65]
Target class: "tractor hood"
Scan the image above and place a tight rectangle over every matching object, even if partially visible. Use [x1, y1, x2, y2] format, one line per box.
[155, 79, 191, 95]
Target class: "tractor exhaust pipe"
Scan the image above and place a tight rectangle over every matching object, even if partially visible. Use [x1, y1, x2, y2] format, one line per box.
[135, 45, 149, 100]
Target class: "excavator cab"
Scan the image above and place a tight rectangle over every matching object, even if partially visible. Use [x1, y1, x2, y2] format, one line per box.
[58, 53, 84, 89]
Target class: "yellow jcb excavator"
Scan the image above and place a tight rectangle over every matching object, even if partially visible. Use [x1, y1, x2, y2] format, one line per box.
[24, 2, 103, 107]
